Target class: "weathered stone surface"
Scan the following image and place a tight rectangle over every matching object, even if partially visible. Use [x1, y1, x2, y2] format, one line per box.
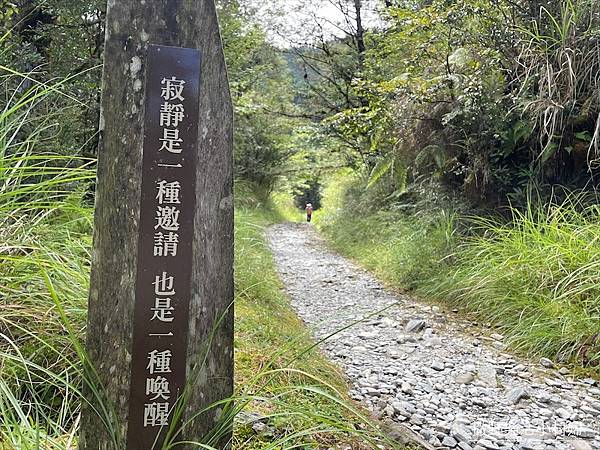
[570, 441, 594, 450]
[456, 373, 475, 385]
[443, 436, 459, 448]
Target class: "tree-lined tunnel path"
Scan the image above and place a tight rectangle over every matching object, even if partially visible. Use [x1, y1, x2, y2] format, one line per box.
[266, 223, 600, 450]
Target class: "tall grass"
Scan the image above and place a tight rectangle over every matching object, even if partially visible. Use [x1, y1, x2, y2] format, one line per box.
[428, 196, 600, 367]
[0, 65, 104, 449]
[319, 208, 455, 291]
[516, 0, 600, 158]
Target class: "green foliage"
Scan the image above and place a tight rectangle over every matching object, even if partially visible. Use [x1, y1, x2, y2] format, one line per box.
[0, 68, 106, 448]
[319, 171, 458, 289]
[515, 0, 600, 166]
[302, 0, 600, 207]
[219, 0, 300, 193]
[1, 0, 105, 155]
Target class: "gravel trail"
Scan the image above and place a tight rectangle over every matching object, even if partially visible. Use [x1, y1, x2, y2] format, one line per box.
[266, 223, 600, 450]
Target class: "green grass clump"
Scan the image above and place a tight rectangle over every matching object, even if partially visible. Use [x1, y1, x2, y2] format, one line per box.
[319, 208, 454, 291]
[427, 198, 600, 368]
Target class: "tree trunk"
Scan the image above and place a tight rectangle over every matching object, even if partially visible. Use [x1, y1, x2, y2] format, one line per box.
[354, 0, 366, 66]
[79, 0, 234, 448]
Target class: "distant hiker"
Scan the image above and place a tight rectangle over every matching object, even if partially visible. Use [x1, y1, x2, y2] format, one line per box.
[305, 203, 314, 223]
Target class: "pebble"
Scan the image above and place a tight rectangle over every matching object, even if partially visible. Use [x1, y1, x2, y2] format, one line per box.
[507, 387, 530, 404]
[405, 319, 427, 333]
[570, 441, 594, 450]
[479, 439, 501, 450]
[540, 358, 555, 368]
[431, 360, 445, 371]
[456, 373, 475, 384]
[443, 436, 459, 447]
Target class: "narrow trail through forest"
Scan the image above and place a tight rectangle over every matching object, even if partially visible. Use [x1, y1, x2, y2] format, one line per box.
[266, 223, 600, 450]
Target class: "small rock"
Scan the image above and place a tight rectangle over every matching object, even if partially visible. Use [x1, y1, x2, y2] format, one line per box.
[443, 436, 459, 448]
[400, 382, 412, 393]
[478, 367, 498, 387]
[559, 367, 570, 375]
[472, 399, 488, 408]
[479, 439, 501, 450]
[430, 436, 442, 446]
[519, 440, 545, 450]
[251, 421, 270, 434]
[401, 401, 417, 414]
[490, 333, 505, 341]
[435, 423, 452, 434]
[431, 360, 445, 371]
[410, 414, 425, 425]
[405, 319, 427, 333]
[236, 411, 268, 425]
[456, 373, 475, 385]
[420, 428, 433, 440]
[580, 405, 600, 416]
[536, 391, 552, 403]
[492, 341, 507, 350]
[451, 425, 473, 442]
[540, 358, 554, 368]
[506, 387, 529, 404]
[425, 337, 443, 348]
[556, 407, 571, 419]
[358, 330, 378, 340]
[569, 441, 593, 450]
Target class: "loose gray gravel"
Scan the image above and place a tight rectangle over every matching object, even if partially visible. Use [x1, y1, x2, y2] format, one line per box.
[266, 223, 600, 450]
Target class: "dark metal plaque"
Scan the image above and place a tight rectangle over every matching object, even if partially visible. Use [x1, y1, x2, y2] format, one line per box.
[126, 44, 201, 450]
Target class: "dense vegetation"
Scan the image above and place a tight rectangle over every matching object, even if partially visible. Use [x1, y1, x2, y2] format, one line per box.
[2, 0, 600, 447]
[317, 0, 600, 372]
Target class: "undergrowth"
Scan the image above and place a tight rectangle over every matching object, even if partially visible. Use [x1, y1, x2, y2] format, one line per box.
[319, 175, 600, 374]
[428, 197, 600, 369]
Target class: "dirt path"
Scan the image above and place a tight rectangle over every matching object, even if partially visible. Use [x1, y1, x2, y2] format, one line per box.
[266, 223, 600, 450]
